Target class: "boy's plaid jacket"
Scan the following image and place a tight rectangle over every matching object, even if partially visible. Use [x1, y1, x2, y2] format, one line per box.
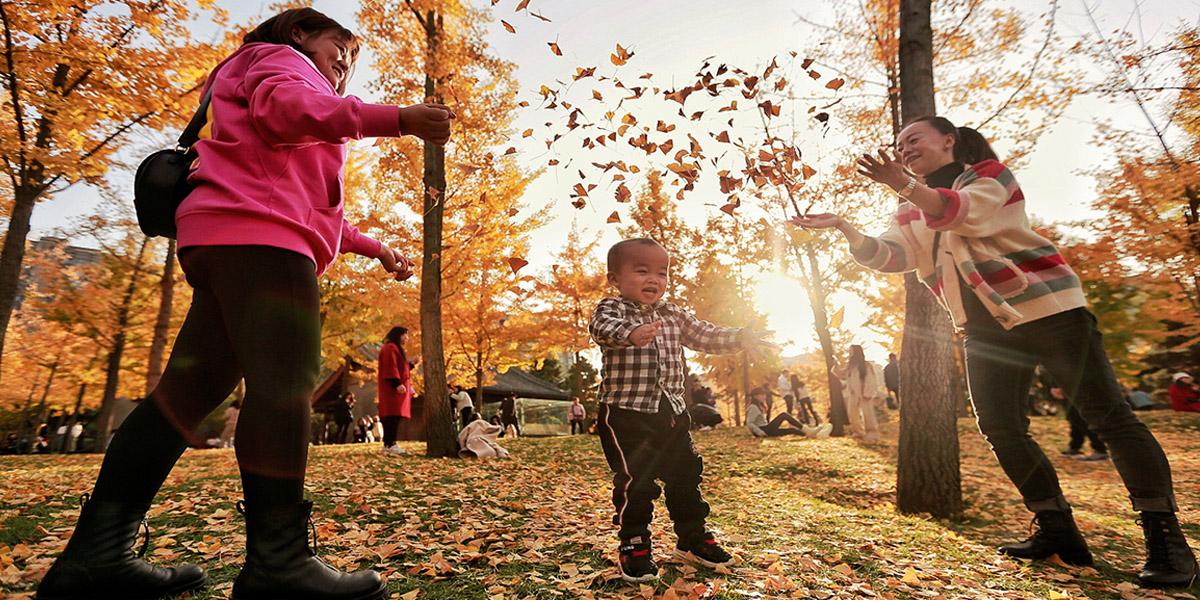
[589, 296, 744, 414]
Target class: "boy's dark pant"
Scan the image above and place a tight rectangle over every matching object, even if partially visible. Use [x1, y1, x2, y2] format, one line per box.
[597, 399, 709, 543]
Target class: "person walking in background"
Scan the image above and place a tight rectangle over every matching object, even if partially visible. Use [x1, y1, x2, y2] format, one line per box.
[378, 326, 414, 456]
[1169, 373, 1200, 413]
[36, 8, 452, 600]
[332, 392, 355, 444]
[499, 395, 520, 437]
[777, 369, 794, 415]
[883, 353, 901, 409]
[589, 237, 775, 583]
[832, 345, 882, 442]
[791, 373, 820, 425]
[792, 115, 1195, 587]
[568, 397, 587, 435]
[1053, 386, 1109, 461]
[220, 398, 241, 449]
[451, 384, 474, 430]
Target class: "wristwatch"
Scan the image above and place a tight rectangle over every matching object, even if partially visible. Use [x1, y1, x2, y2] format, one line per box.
[898, 176, 917, 199]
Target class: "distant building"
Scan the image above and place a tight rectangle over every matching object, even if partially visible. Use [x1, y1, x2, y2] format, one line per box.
[16, 236, 103, 312]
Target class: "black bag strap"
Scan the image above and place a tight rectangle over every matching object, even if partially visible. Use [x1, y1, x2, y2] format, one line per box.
[176, 75, 217, 150]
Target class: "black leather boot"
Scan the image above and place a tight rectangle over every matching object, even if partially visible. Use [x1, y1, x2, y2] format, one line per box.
[231, 501, 387, 600]
[1138, 512, 1199, 588]
[35, 495, 209, 600]
[998, 509, 1094, 566]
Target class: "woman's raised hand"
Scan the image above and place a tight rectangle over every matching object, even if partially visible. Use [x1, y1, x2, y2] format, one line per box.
[377, 246, 415, 281]
[856, 149, 908, 190]
[399, 103, 457, 145]
[790, 213, 843, 230]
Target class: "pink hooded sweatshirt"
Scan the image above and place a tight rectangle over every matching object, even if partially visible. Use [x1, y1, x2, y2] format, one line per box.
[178, 42, 400, 275]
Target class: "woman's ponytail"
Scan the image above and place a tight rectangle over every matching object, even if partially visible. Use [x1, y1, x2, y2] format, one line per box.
[954, 126, 999, 165]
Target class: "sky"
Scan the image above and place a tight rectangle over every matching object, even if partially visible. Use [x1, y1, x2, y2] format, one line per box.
[28, 0, 1200, 364]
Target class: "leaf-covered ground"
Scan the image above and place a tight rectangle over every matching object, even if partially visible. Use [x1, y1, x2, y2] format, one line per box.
[3, 410, 1199, 599]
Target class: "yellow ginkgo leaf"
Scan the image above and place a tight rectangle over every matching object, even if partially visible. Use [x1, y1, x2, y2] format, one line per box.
[828, 307, 845, 330]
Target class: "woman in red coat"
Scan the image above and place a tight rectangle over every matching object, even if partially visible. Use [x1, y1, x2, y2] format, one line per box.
[378, 326, 413, 455]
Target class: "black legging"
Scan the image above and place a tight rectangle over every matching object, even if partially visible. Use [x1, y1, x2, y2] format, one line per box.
[92, 246, 320, 507]
[761, 412, 809, 437]
[381, 416, 402, 446]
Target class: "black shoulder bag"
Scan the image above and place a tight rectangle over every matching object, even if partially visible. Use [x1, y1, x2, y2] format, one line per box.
[133, 82, 215, 239]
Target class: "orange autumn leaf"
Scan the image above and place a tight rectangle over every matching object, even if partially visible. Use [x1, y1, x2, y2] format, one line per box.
[606, 211, 621, 224]
[548, 41, 562, 56]
[825, 77, 845, 90]
[500, 20, 515, 34]
[507, 257, 529, 274]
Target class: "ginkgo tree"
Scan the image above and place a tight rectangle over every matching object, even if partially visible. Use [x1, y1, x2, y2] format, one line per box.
[0, 0, 239, 374]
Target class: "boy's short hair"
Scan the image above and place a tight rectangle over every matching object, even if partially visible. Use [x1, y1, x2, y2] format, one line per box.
[607, 238, 665, 271]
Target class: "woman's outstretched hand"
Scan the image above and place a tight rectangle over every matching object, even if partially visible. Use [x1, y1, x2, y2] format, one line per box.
[790, 213, 843, 230]
[856, 149, 908, 190]
[399, 103, 456, 145]
[377, 246, 415, 281]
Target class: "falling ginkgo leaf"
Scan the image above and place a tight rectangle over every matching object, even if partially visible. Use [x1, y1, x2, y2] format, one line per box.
[500, 20, 515, 34]
[507, 257, 528, 274]
[606, 211, 621, 224]
[611, 43, 633, 66]
[826, 78, 845, 90]
[548, 41, 562, 56]
[829, 307, 845, 330]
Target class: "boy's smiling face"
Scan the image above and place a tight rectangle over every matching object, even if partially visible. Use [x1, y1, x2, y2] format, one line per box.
[607, 243, 670, 305]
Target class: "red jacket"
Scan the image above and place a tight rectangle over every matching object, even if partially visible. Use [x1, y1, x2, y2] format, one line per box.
[1169, 382, 1200, 413]
[377, 343, 411, 418]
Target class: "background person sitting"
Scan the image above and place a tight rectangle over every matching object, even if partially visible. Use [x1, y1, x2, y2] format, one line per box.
[745, 388, 808, 437]
[1169, 373, 1200, 413]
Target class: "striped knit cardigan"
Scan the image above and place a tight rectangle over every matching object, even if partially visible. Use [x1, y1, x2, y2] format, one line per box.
[849, 160, 1086, 330]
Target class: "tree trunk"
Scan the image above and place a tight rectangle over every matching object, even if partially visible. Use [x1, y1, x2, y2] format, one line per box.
[0, 186, 41, 378]
[420, 9, 455, 457]
[790, 244, 849, 435]
[95, 238, 151, 445]
[14, 378, 38, 452]
[145, 239, 176, 395]
[895, 0, 963, 517]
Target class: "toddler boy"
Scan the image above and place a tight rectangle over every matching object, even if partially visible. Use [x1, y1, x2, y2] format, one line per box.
[588, 238, 773, 582]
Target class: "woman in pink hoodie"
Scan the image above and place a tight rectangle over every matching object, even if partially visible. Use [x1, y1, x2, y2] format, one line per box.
[37, 9, 452, 600]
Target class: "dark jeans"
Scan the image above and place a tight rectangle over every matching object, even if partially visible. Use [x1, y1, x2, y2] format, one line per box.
[570, 419, 585, 434]
[796, 396, 820, 425]
[92, 246, 320, 506]
[964, 308, 1176, 513]
[460, 408, 473, 430]
[1066, 403, 1106, 454]
[381, 416, 403, 446]
[597, 400, 709, 542]
[761, 412, 808, 436]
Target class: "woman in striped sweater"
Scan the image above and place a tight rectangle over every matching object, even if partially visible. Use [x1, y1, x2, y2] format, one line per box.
[792, 116, 1196, 589]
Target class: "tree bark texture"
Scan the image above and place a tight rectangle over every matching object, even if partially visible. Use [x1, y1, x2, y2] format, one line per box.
[896, 0, 963, 517]
[419, 10, 455, 458]
[95, 238, 150, 445]
[0, 186, 40, 380]
[145, 240, 176, 395]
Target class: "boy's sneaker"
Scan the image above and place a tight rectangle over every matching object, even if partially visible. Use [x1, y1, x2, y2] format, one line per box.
[675, 532, 734, 568]
[617, 538, 658, 583]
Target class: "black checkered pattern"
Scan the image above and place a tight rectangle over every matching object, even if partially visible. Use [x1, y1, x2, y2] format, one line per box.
[589, 296, 743, 414]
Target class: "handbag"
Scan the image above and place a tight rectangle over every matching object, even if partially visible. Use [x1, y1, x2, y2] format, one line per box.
[133, 81, 216, 239]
